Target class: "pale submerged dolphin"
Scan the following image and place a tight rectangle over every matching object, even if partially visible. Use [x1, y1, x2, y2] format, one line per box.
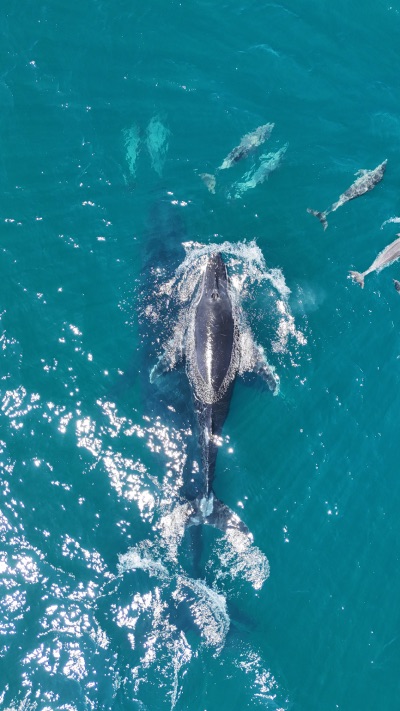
[150, 252, 279, 539]
[218, 123, 275, 171]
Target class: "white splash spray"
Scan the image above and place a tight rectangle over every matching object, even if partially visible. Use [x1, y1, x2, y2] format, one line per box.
[381, 216, 400, 229]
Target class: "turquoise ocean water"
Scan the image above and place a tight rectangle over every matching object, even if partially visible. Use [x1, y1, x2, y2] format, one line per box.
[1, 1, 400, 709]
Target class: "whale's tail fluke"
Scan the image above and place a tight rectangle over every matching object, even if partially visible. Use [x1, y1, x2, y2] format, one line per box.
[307, 207, 328, 230]
[349, 270, 365, 288]
[187, 493, 252, 539]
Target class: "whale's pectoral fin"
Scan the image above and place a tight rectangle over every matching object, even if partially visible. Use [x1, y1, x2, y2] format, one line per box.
[149, 352, 174, 383]
[150, 322, 187, 383]
[253, 348, 280, 395]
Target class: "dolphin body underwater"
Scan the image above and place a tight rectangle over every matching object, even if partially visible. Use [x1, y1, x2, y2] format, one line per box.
[150, 252, 279, 540]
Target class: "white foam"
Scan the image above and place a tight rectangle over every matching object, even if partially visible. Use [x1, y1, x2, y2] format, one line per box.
[265, 267, 291, 299]
[236, 648, 288, 709]
[157, 502, 192, 561]
[174, 575, 230, 651]
[272, 299, 307, 353]
[381, 216, 400, 229]
[115, 544, 232, 708]
[215, 529, 270, 591]
[169, 240, 293, 310]
[118, 541, 169, 580]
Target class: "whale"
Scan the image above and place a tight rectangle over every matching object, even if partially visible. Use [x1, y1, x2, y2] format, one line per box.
[150, 252, 279, 539]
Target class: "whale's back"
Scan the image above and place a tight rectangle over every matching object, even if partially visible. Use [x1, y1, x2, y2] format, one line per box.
[194, 291, 234, 395]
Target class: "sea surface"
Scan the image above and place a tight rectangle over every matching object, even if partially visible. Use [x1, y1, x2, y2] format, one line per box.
[1, 1, 400, 709]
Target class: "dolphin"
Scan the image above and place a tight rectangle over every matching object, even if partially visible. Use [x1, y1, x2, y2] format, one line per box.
[218, 123, 275, 171]
[150, 252, 279, 539]
[349, 234, 400, 288]
[307, 159, 387, 230]
[231, 143, 288, 199]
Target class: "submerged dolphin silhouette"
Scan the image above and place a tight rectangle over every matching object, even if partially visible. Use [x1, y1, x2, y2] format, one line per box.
[150, 252, 279, 539]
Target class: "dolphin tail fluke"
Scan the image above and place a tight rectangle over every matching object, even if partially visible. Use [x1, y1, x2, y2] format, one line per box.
[187, 494, 252, 539]
[307, 208, 328, 231]
[349, 270, 365, 289]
